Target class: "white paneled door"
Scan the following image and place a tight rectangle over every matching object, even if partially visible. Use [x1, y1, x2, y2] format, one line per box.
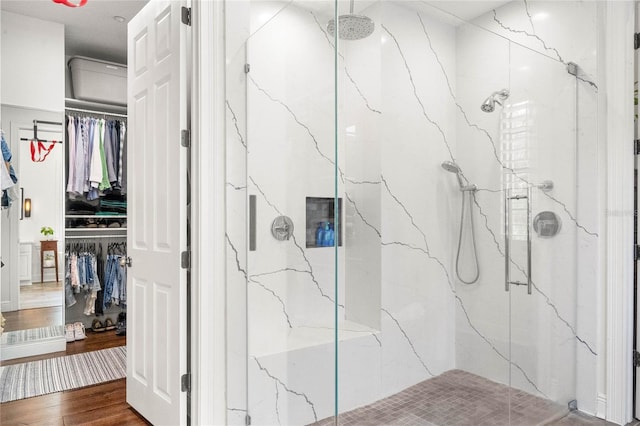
[127, 1, 189, 424]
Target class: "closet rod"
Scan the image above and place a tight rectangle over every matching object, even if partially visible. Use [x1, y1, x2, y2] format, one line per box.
[66, 234, 126, 239]
[65, 106, 128, 119]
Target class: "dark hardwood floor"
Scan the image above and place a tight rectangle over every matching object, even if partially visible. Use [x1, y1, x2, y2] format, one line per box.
[1, 329, 149, 425]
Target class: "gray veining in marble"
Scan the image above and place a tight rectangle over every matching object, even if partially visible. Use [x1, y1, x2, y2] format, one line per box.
[227, 233, 248, 279]
[472, 194, 598, 356]
[381, 24, 456, 163]
[250, 277, 294, 328]
[382, 308, 435, 376]
[226, 100, 247, 148]
[492, 9, 565, 63]
[254, 357, 319, 423]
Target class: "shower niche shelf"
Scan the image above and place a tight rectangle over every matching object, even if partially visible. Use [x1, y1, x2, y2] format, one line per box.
[306, 197, 342, 248]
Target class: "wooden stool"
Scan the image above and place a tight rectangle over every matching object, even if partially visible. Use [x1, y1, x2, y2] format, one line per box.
[40, 240, 59, 283]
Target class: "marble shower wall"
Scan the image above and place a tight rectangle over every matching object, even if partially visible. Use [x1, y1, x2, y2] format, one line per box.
[224, 1, 601, 424]
[453, 1, 600, 414]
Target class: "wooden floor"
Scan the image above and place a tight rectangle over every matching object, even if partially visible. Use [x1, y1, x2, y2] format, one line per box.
[2, 305, 63, 333]
[19, 281, 63, 310]
[1, 329, 149, 425]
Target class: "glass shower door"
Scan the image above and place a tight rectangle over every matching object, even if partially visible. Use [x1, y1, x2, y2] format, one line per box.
[500, 1, 600, 421]
[224, 0, 340, 424]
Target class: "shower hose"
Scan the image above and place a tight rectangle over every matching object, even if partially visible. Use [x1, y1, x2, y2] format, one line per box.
[455, 189, 480, 284]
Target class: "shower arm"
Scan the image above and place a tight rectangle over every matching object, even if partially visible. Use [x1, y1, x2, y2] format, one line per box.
[349, 0, 354, 14]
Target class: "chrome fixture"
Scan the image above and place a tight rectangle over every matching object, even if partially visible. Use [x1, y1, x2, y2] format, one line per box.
[536, 180, 554, 192]
[327, 0, 375, 40]
[271, 215, 294, 241]
[441, 161, 480, 284]
[533, 211, 562, 238]
[504, 188, 532, 294]
[441, 161, 476, 192]
[480, 89, 510, 113]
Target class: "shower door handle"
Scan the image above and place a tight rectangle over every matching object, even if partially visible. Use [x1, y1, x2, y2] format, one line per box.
[504, 188, 532, 295]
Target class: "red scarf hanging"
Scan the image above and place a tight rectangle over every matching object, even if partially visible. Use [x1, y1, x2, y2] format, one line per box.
[30, 140, 57, 163]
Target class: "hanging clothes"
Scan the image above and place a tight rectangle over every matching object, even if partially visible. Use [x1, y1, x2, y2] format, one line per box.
[64, 242, 102, 314]
[65, 114, 127, 199]
[103, 242, 127, 311]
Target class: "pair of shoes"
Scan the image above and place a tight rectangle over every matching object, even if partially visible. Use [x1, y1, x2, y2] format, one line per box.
[91, 318, 106, 332]
[65, 324, 75, 342]
[65, 322, 87, 342]
[115, 312, 126, 336]
[105, 317, 116, 331]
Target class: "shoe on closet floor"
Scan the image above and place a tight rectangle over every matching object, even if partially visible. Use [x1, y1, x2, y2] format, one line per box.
[104, 317, 116, 331]
[91, 319, 106, 332]
[65, 324, 75, 342]
[115, 312, 126, 336]
[73, 322, 86, 340]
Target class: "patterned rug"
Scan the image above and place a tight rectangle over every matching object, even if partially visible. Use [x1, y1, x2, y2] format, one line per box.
[1, 325, 65, 346]
[0, 346, 126, 403]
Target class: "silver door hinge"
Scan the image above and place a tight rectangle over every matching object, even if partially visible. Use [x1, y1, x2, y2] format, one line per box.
[181, 373, 191, 392]
[181, 251, 191, 269]
[181, 129, 191, 148]
[245, 414, 252, 426]
[634, 350, 640, 367]
[635, 139, 640, 155]
[244, 64, 251, 74]
[635, 33, 640, 50]
[181, 7, 191, 26]
[635, 245, 640, 261]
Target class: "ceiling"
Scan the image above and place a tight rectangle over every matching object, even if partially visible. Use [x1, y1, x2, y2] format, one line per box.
[0, 0, 510, 65]
[1, 0, 148, 64]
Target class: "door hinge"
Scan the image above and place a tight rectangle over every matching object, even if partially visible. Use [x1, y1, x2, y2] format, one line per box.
[181, 373, 191, 392]
[181, 7, 191, 26]
[635, 33, 640, 50]
[635, 245, 640, 261]
[181, 250, 191, 269]
[634, 350, 640, 367]
[245, 414, 252, 426]
[181, 129, 191, 148]
[244, 64, 251, 74]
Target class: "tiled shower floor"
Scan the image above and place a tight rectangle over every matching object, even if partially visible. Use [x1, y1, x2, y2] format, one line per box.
[312, 369, 621, 426]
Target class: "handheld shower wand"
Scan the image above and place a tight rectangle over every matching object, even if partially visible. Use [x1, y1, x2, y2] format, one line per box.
[441, 161, 480, 284]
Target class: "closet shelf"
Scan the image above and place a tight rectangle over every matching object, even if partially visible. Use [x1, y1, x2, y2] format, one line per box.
[65, 227, 127, 232]
[65, 214, 127, 219]
[65, 98, 127, 116]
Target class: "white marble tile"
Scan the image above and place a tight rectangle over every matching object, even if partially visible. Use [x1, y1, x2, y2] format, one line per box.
[224, 0, 602, 421]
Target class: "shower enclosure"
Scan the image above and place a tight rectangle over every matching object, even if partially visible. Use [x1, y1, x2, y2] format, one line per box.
[224, 0, 601, 424]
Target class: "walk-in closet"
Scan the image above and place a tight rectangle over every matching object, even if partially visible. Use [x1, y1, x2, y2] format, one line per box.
[63, 95, 128, 341]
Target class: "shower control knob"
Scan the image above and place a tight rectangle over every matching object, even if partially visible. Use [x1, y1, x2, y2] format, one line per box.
[271, 216, 294, 241]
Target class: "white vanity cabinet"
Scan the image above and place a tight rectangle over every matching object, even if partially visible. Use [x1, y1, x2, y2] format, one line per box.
[18, 242, 32, 285]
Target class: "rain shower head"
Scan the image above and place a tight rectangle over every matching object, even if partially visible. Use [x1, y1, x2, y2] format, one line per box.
[327, 0, 375, 40]
[481, 89, 510, 113]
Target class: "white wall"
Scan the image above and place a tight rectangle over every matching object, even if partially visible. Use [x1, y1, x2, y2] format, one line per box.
[1, 12, 65, 309]
[1, 11, 65, 112]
